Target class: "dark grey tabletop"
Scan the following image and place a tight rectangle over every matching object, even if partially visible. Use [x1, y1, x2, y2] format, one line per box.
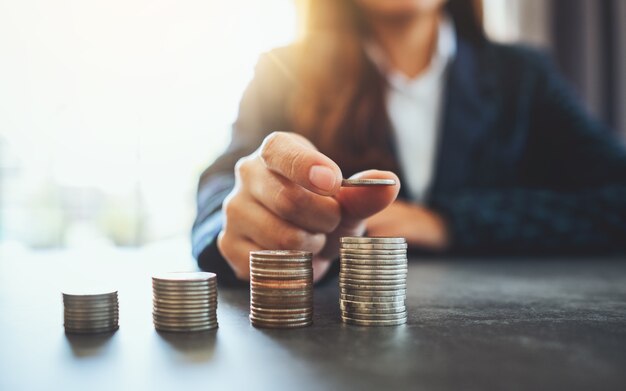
[1, 246, 625, 391]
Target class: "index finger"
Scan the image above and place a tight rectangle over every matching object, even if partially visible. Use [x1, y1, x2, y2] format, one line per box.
[259, 132, 343, 196]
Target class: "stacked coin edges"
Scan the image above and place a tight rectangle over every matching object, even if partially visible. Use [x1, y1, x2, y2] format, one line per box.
[249, 250, 313, 328]
[152, 272, 218, 332]
[63, 291, 119, 334]
[339, 237, 408, 326]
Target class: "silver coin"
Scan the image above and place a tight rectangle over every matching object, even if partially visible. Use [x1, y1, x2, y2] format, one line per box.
[249, 264, 312, 272]
[153, 283, 216, 288]
[153, 297, 217, 306]
[340, 243, 407, 250]
[155, 324, 218, 332]
[152, 277, 216, 284]
[250, 257, 312, 263]
[340, 293, 406, 302]
[62, 290, 117, 297]
[249, 263, 312, 270]
[64, 321, 120, 329]
[154, 320, 218, 328]
[62, 300, 118, 307]
[250, 282, 313, 291]
[249, 314, 312, 324]
[340, 263, 408, 271]
[250, 293, 313, 301]
[153, 277, 217, 284]
[250, 298, 313, 307]
[339, 281, 407, 289]
[250, 250, 312, 259]
[151, 283, 216, 291]
[341, 253, 407, 260]
[340, 252, 406, 258]
[250, 269, 313, 277]
[153, 315, 217, 324]
[153, 320, 218, 327]
[250, 311, 312, 319]
[65, 325, 119, 334]
[63, 306, 119, 313]
[340, 178, 396, 187]
[341, 310, 407, 320]
[340, 305, 406, 314]
[153, 291, 217, 298]
[340, 269, 408, 277]
[153, 307, 216, 315]
[341, 316, 407, 327]
[250, 306, 312, 314]
[340, 237, 406, 244]
[152, 271, 216, 283]
[339, 277, 406, 285]
[63, 312, 119, 321]
[153, 304, 215, 312]
[152, 287, 216, 294]
[250, 319, 312, 329]
[63, 298, 118, 306]
[341, 260, 407, 267]
[250, 289, 312, 297]
[339, 272, 407, 280]
[339, 288, 406, 296]
[340, 298, 404, 308]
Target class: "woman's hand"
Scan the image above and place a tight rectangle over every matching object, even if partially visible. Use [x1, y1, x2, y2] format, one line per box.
[217, 131, 400, 282]
[366, 200, 449, 251]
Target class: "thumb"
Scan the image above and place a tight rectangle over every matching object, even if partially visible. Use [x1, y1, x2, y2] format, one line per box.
[335, 170, 401, 230]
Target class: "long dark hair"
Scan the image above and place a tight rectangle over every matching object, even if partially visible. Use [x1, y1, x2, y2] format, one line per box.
[291, 0, 485, 176]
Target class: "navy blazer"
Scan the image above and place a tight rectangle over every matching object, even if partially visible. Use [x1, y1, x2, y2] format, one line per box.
[193, 37, 626, 285]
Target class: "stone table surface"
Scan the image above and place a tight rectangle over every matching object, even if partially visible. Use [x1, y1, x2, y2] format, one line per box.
[0, 244, 625, 391]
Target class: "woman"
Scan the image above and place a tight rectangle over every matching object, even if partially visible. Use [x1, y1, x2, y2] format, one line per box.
[192, 0, 626, 284]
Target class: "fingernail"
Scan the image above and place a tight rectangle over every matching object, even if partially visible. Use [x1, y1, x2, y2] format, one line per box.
[309, 165, 336, 192]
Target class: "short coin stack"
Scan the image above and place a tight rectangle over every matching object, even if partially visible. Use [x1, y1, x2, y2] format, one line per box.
[62, 290, 119, 334]
[152, 272, 218, 332]
[249, 250, 313, 328]
[340, 237, 408, 326]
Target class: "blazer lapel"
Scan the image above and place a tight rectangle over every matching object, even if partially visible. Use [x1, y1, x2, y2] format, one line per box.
[429, 39, 500, 196]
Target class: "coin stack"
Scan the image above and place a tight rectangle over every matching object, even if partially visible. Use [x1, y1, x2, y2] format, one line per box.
[339, 237, 408, 326]
[62, 290, 119, 334]
[249, 250, 313, 328]
[152, 272, 218, 332]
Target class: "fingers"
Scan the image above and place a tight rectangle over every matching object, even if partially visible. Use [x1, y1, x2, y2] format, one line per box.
[217, 232, 261, 281]
[225, 194, 327, 253]
[241, 156, 341, 233]
[335, 170, 401, 230]
[259, 132, 343, 196]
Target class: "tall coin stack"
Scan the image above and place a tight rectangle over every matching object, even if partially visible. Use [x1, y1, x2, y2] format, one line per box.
[152, 272, 218, 332]
[249, 250, 313, 328]
[339, 237, 408, 326]
[62, 290, 119, 334]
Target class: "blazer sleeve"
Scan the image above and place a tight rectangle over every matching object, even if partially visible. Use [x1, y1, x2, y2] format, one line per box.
[430, 53, 626, 255]
[192, 51, 293, 284]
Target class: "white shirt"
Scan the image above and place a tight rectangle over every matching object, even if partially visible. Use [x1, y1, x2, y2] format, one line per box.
[366, 17, 456, 201]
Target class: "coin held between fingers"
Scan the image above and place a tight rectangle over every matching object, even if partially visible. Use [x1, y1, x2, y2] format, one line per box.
[341, 178, 397, 187]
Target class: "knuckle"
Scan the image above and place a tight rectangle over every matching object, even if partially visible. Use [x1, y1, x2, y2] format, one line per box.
[278, 228, 307, 250]
[234, 156, 254, 180]
[283, 149, 304, 179]
[273, 187, 299, 218]
[217, 231, 233, 258]
[260, 131, 285, 163]
[222, 193, 242, 218]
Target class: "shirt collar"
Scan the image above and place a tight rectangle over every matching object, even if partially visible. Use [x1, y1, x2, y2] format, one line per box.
[364, 14, 457, 89]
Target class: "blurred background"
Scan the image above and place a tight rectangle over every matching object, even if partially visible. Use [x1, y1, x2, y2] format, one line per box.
[1, 0, 625, 252]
